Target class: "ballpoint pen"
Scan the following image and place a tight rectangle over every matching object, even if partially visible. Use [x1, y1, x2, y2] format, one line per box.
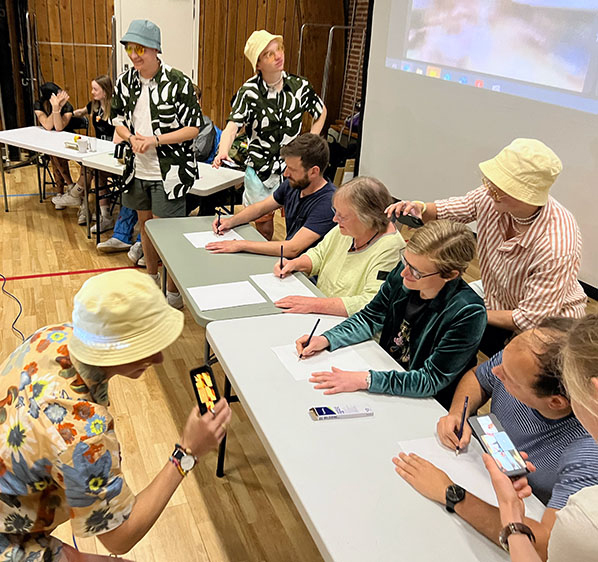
[299, 318, 321, 361]
[455, 396, 469, 456]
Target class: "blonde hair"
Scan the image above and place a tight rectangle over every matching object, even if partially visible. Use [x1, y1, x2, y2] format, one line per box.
[333, 176, 393, 233]
[562, 314, 598, 410]
[407, 220, 476, 278]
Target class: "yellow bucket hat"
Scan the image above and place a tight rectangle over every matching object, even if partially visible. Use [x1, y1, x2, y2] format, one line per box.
[69, 269, 184, 366]
[244, 30, 283, 72]
[478, 138, 562, 206]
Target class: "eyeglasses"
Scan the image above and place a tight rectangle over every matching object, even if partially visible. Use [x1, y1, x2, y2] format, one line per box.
[125, 44, 145, 56]
[331, 205, 348, 222]
[261, 43, 284, 62]
[482, 176, 504, 202]
[401, 252, 441, 280]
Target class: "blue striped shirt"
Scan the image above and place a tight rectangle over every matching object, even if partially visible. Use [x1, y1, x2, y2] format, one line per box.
[476, 352, 598, 508]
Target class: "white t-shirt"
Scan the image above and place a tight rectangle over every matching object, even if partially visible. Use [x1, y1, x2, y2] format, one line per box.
[131, 76, 162, 180]
[547, 485, 598, 561]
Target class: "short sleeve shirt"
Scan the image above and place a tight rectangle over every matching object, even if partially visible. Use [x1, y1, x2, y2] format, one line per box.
[475, 352, 598, 508]
[33, 101, 76, 133]
[273, 179, 336, 242]
[228, 72, 324, 188]
[0, 325, 135, 560]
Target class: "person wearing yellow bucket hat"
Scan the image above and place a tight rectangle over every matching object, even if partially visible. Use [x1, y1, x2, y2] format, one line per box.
[0, 270, 231, 560]
[213, 29, 328, 241]
[385, 138, 587, 357]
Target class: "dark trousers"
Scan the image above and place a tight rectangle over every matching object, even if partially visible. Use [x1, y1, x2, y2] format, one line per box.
[479, 324, 514, 359]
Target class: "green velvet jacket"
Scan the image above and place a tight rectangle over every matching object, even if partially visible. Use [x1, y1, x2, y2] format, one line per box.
[322, 264, 487, 399]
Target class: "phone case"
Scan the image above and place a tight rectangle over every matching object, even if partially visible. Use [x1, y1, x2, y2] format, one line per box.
[189, 365, 220, 415]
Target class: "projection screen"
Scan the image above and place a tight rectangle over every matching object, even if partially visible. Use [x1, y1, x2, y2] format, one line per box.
[359, 0, 598, 287]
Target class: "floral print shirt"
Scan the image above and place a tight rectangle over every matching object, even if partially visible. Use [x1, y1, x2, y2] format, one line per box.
[228, 72, 324, 188]
[111, 62, 204, 199]
[0, 324, 135, 561]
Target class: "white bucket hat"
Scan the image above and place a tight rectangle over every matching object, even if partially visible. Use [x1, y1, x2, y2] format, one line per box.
[244, 30, 283, 72]
[69, 269, 183, 366]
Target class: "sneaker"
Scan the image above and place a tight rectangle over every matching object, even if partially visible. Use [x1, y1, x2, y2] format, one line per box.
[96, 237, 132, 253]
[52, 191, 83, 208]
[137, 255, 146, 268]
[77, 207, 96, 225]
[167, 291, 184, 309]
[149, 272, 161, 287]
[91, 215, 115, 234]
[127, 241, 143, 265]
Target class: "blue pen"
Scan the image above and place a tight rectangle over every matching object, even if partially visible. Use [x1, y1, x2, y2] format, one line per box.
[455, 396, 469, 456]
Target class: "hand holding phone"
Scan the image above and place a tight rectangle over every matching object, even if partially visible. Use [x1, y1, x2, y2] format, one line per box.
[391, 210, 424, 229]
[189, 365, 221, 415]
[468, 413, 528, 478]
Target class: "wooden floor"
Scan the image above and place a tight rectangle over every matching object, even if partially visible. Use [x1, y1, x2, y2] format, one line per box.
[1, 163, 596, 561]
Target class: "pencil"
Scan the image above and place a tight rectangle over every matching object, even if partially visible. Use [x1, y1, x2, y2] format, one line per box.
[280, 244, 284, 278]
[455, 396, 469, 456]
[299, 318, 321, 361]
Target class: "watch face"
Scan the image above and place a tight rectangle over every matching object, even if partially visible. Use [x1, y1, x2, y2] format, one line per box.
[446, 485, 466, 503]
[180, 454, 196, 472]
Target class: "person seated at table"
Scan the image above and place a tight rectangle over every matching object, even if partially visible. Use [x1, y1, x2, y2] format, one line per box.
[0, 269, 231, 560]
[386, 138, 587, 358]
[207, 133, 336, 257]
[296, 220, 487, 407]
[485, 315, 598, 562]
[273, 176, 405, 316]
[33, 82, 76, 199]
[52, 75, 118, 234]
[392, 317, 598, 560]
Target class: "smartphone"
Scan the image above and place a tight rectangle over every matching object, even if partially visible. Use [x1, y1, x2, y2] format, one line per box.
[468, 413, 528, 478]
[309, 404, 374, 421]
[391, 210, 424, 229]
[189, 365, 220, 415]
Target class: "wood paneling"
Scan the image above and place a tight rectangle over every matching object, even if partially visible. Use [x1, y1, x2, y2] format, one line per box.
[29, 0, 114, 114]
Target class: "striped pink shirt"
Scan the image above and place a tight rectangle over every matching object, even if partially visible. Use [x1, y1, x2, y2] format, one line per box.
[436, 186, 587, 330]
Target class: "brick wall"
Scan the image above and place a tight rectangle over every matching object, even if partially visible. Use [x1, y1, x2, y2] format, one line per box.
[339, 0, 369, 121]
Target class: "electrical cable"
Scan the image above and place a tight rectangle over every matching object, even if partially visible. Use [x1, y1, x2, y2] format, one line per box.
[0, 273, 25, 342]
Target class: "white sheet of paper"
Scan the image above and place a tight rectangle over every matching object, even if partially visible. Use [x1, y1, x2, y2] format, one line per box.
[250, 273, 315, 302]
[398, 437, 499, 506]
[183, 229, 244, 249]
[187, 281, 266, 311]
[271, 344, 371, 381]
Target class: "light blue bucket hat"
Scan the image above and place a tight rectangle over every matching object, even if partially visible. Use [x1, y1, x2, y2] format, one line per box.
[120, 19, 162, 53]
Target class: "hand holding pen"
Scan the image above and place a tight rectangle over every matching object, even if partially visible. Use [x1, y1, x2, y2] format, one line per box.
[455, 396, 469, 456]
[295, 319, 325, 360]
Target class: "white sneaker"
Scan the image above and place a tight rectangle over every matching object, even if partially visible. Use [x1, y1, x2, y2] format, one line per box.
[167, 291, 184, 309]
[137, 255, 146, 268]
[96, 237, 132, 253]
[91, 215, 115, 234]
[52, 191, 83, 208]
[77, 207, 96, 225]
[149, 272, 161, 287]
[127, 241, 143, 265]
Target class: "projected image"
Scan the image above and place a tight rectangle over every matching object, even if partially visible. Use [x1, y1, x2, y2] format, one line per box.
[385, 0, 598, 113]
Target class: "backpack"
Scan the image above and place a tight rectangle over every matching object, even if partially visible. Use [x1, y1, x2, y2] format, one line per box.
[193, 115, 217, 162]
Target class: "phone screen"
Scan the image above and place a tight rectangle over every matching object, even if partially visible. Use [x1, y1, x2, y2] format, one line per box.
[469, 414, 528, 477]
[190, 366, 220, 415]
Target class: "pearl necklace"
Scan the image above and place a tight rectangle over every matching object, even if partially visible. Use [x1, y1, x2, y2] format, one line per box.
[508, 207, 542, 225]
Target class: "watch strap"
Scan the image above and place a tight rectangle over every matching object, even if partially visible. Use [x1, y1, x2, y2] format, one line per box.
[499, 522, 536, 552]
[169, 443, 195, 477]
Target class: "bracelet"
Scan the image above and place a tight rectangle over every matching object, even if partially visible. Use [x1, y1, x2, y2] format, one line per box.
[365, 373, 372, 390]
[155, 135, 160, 146]
[499, 522, 536, 553]
[412, 200, 427, 215]
[169, 454, 186, 477]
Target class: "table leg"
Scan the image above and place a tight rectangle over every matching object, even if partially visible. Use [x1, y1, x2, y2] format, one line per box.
[95, 169, 101, 245]
[161, 265, 167, 295]
[216, 375, 233, 478]
[83, 165, 91, 239]
[36, 156, 42, 202]
[1, 144, 8, 212]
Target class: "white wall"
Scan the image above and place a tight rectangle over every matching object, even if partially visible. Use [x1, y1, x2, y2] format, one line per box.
[360, 0, 598, 287]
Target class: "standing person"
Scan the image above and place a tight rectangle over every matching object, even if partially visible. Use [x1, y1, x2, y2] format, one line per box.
[52, 75, 118, 233]
[111, 19, 203, 309]
[484, 314, 598, 561]
[33, 82, 76, 200]
[0, 269, 231, 560]
[386, 139, 587, 357]
[213, 30, 327, 241]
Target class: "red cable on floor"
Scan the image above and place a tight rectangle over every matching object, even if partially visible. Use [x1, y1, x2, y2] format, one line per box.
[4, 265, 138, 282]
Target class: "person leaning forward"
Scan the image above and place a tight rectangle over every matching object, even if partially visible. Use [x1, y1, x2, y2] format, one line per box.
[386, 138, 587, 357]
[111, 19, 203, 309]
[0, 270, 230, 560]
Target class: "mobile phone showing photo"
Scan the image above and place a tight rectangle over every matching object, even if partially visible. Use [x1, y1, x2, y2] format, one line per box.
[189, 365, 220, 415]
[468, 413, 528, 478]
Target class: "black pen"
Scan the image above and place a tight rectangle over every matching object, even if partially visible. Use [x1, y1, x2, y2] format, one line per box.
[299, 318, 321, 361]
[216, 210, 221, 235]
[455, 396, 469, 456]
[279, 244, 284, 278]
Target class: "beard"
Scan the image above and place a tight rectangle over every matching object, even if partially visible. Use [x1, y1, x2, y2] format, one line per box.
[288, 174, 310, 190]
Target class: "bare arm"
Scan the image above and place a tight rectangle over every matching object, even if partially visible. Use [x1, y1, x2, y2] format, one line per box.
[73, 106, 89, 118]
[310, 106, 327, 135]
[385, 201, 438, 223]
[487, 309, 517, 331]
[213, 121, 241, 167]
[35, 110, 54, 131]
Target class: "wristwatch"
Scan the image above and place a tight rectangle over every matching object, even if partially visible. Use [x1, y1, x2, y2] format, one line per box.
[499, 522, 536, 552]
[169, 443, 197, 476]
[445, 484, 466, 513]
